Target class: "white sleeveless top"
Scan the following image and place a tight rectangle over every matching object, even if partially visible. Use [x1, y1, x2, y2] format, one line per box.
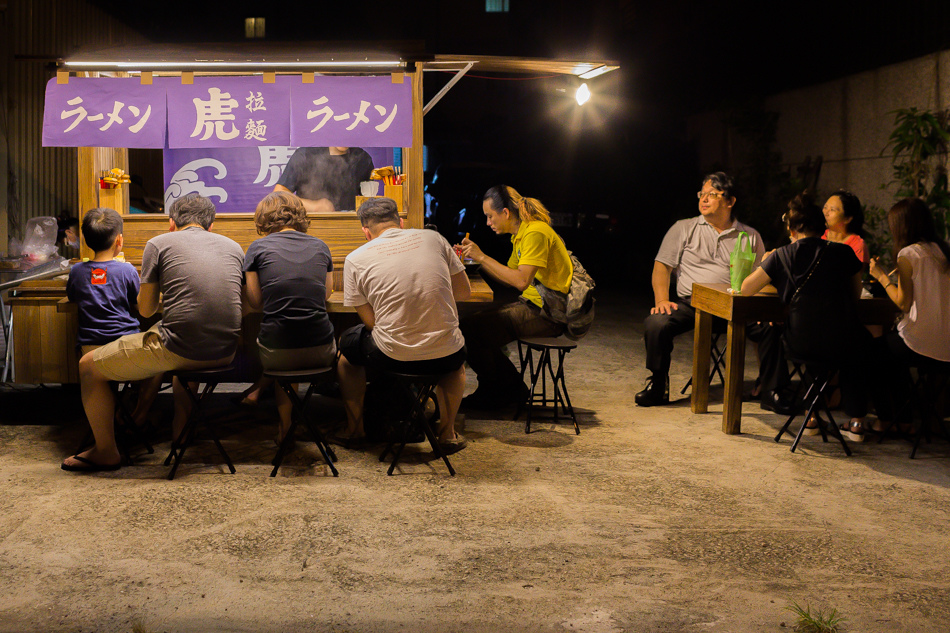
[897, 242, 950, 362]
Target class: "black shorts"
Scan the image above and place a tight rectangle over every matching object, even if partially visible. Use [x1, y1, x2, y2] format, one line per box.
[339, 324, 466, 376]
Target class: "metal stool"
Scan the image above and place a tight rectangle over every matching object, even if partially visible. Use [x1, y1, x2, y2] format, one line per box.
[515, 336, 579, 435]
[163, 365, 236, 480]
[907, 361, 950, 459]
[774, 364, 851, 456]
[263, 367, 338, 477]
[378, 371, 455, 476]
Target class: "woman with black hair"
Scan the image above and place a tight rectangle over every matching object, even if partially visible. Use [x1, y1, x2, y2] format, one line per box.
[822, 190, 869, 265]
[742, 192, 872, 438]
[868, 198, 950, 430]
[457, 185, 574, 409]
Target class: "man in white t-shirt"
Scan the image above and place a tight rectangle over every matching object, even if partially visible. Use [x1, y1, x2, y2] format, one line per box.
[338, 197, 471, 452]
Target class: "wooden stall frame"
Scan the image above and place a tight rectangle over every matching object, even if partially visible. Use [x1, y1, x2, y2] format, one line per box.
[19, 47, 618, 385]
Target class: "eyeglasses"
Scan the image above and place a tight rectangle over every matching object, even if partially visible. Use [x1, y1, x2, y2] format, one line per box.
[697, 191, 726, 200]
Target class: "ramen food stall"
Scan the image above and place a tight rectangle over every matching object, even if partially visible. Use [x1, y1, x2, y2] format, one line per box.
[9, 44, 617, 384]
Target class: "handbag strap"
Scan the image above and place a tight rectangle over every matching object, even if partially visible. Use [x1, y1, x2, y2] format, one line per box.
[790, 241, 827, 303]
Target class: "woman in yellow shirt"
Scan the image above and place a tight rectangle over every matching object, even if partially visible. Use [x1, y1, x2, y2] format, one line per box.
[459, 185, 573, 409]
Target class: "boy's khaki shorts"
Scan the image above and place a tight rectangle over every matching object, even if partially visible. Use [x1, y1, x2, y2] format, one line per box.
[92, 323, 233, 382]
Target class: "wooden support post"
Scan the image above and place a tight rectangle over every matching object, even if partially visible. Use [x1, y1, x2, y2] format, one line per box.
[405, 64, 425, 229]
[76, 147, 129, 260]
[691, 308, 712, 414]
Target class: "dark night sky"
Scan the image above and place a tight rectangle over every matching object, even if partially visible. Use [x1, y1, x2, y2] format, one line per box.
[90, 0, 950, 282]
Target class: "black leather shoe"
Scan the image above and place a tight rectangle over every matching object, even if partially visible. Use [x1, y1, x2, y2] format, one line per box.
[760, 390, 794, 415]
[635, 375, 669, 407]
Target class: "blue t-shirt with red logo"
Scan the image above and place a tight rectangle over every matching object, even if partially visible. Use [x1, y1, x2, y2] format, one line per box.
[66, 259, 142, 346]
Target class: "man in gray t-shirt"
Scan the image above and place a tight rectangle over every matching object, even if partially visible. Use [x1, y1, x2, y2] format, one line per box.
[636, 172, 789, 413]
[62, 194, 244, 473]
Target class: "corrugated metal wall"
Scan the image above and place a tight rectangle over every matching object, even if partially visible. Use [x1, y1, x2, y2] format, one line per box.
[6, 0, 145, 238]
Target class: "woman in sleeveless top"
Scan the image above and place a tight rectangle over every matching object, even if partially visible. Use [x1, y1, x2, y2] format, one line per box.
[868, 198, 950, 428]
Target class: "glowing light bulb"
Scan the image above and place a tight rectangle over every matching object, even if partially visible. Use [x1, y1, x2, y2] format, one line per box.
[575, 83, 591, 106]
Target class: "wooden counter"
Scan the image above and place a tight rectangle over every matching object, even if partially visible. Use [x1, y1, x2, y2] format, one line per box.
[11, 274, 493, 384]
[120, 212, 397, 291]
[8, 277, 78, 384]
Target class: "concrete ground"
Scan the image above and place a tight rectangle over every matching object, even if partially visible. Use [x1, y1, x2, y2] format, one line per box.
[0, 289, 948, 633]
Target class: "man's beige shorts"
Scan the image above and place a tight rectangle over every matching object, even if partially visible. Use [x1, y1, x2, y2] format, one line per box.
[91, 323, 233, 382]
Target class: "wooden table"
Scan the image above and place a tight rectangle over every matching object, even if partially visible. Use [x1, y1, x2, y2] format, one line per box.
[689, 282, 898, 435]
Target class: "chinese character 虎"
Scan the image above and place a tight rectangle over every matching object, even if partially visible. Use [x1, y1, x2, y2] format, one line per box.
[191, 87, 240, 141]
[254, 146, 297, 187]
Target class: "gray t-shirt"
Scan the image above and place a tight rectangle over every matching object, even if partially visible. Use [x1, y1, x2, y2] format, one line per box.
[343, 227, 465, 361]
[140, 226, 245, 361]
[656, 216, 766, 299]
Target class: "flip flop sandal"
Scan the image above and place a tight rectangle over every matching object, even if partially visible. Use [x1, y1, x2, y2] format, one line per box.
[61, 454, 122, 472]
[803, 414, 822, 436]
[839, 420, 866, 443]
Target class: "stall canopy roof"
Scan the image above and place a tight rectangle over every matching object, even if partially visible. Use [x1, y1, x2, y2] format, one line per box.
[59, 42, 619, 78]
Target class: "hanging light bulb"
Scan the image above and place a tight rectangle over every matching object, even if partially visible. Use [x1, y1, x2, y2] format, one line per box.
[575, 82, 591, 106]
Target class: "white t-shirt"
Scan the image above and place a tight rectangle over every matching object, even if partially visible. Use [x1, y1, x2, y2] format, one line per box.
[897, 242, 950, 362]
[343, 227, 466, 361]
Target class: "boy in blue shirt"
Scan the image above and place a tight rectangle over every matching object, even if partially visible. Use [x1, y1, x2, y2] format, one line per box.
[65, 208, 158, 469]
[67, 208, 141, 355]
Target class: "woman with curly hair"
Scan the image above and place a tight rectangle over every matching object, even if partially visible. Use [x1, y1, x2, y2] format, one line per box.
[242, 191, 337, 442]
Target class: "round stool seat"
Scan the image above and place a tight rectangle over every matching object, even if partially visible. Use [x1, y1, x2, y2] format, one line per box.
[263, 366, 334, 382]
[519, 336, 577, 350]
[382, 371, 442, 383]
[171, 364, 236, 382]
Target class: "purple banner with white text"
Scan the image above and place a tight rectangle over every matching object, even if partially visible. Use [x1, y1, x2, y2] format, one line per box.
[42, 78, 166, 148]
[290, 76, 411, 147]
[163, 146, 393, 214]
[165, 76, 292, 149]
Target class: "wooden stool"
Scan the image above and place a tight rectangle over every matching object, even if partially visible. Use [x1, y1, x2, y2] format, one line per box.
[378, 371, 455, 476]
[515, 336, 579, 435]
[164, 365, 237, 480]
[263, 367, 338, 477]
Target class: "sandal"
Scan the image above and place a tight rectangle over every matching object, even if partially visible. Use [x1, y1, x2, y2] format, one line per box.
[839, 419, 866, 443]
[803, 414, 821, 436]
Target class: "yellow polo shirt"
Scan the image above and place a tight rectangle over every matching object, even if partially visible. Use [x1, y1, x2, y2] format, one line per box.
[508, 220, 573, 307]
